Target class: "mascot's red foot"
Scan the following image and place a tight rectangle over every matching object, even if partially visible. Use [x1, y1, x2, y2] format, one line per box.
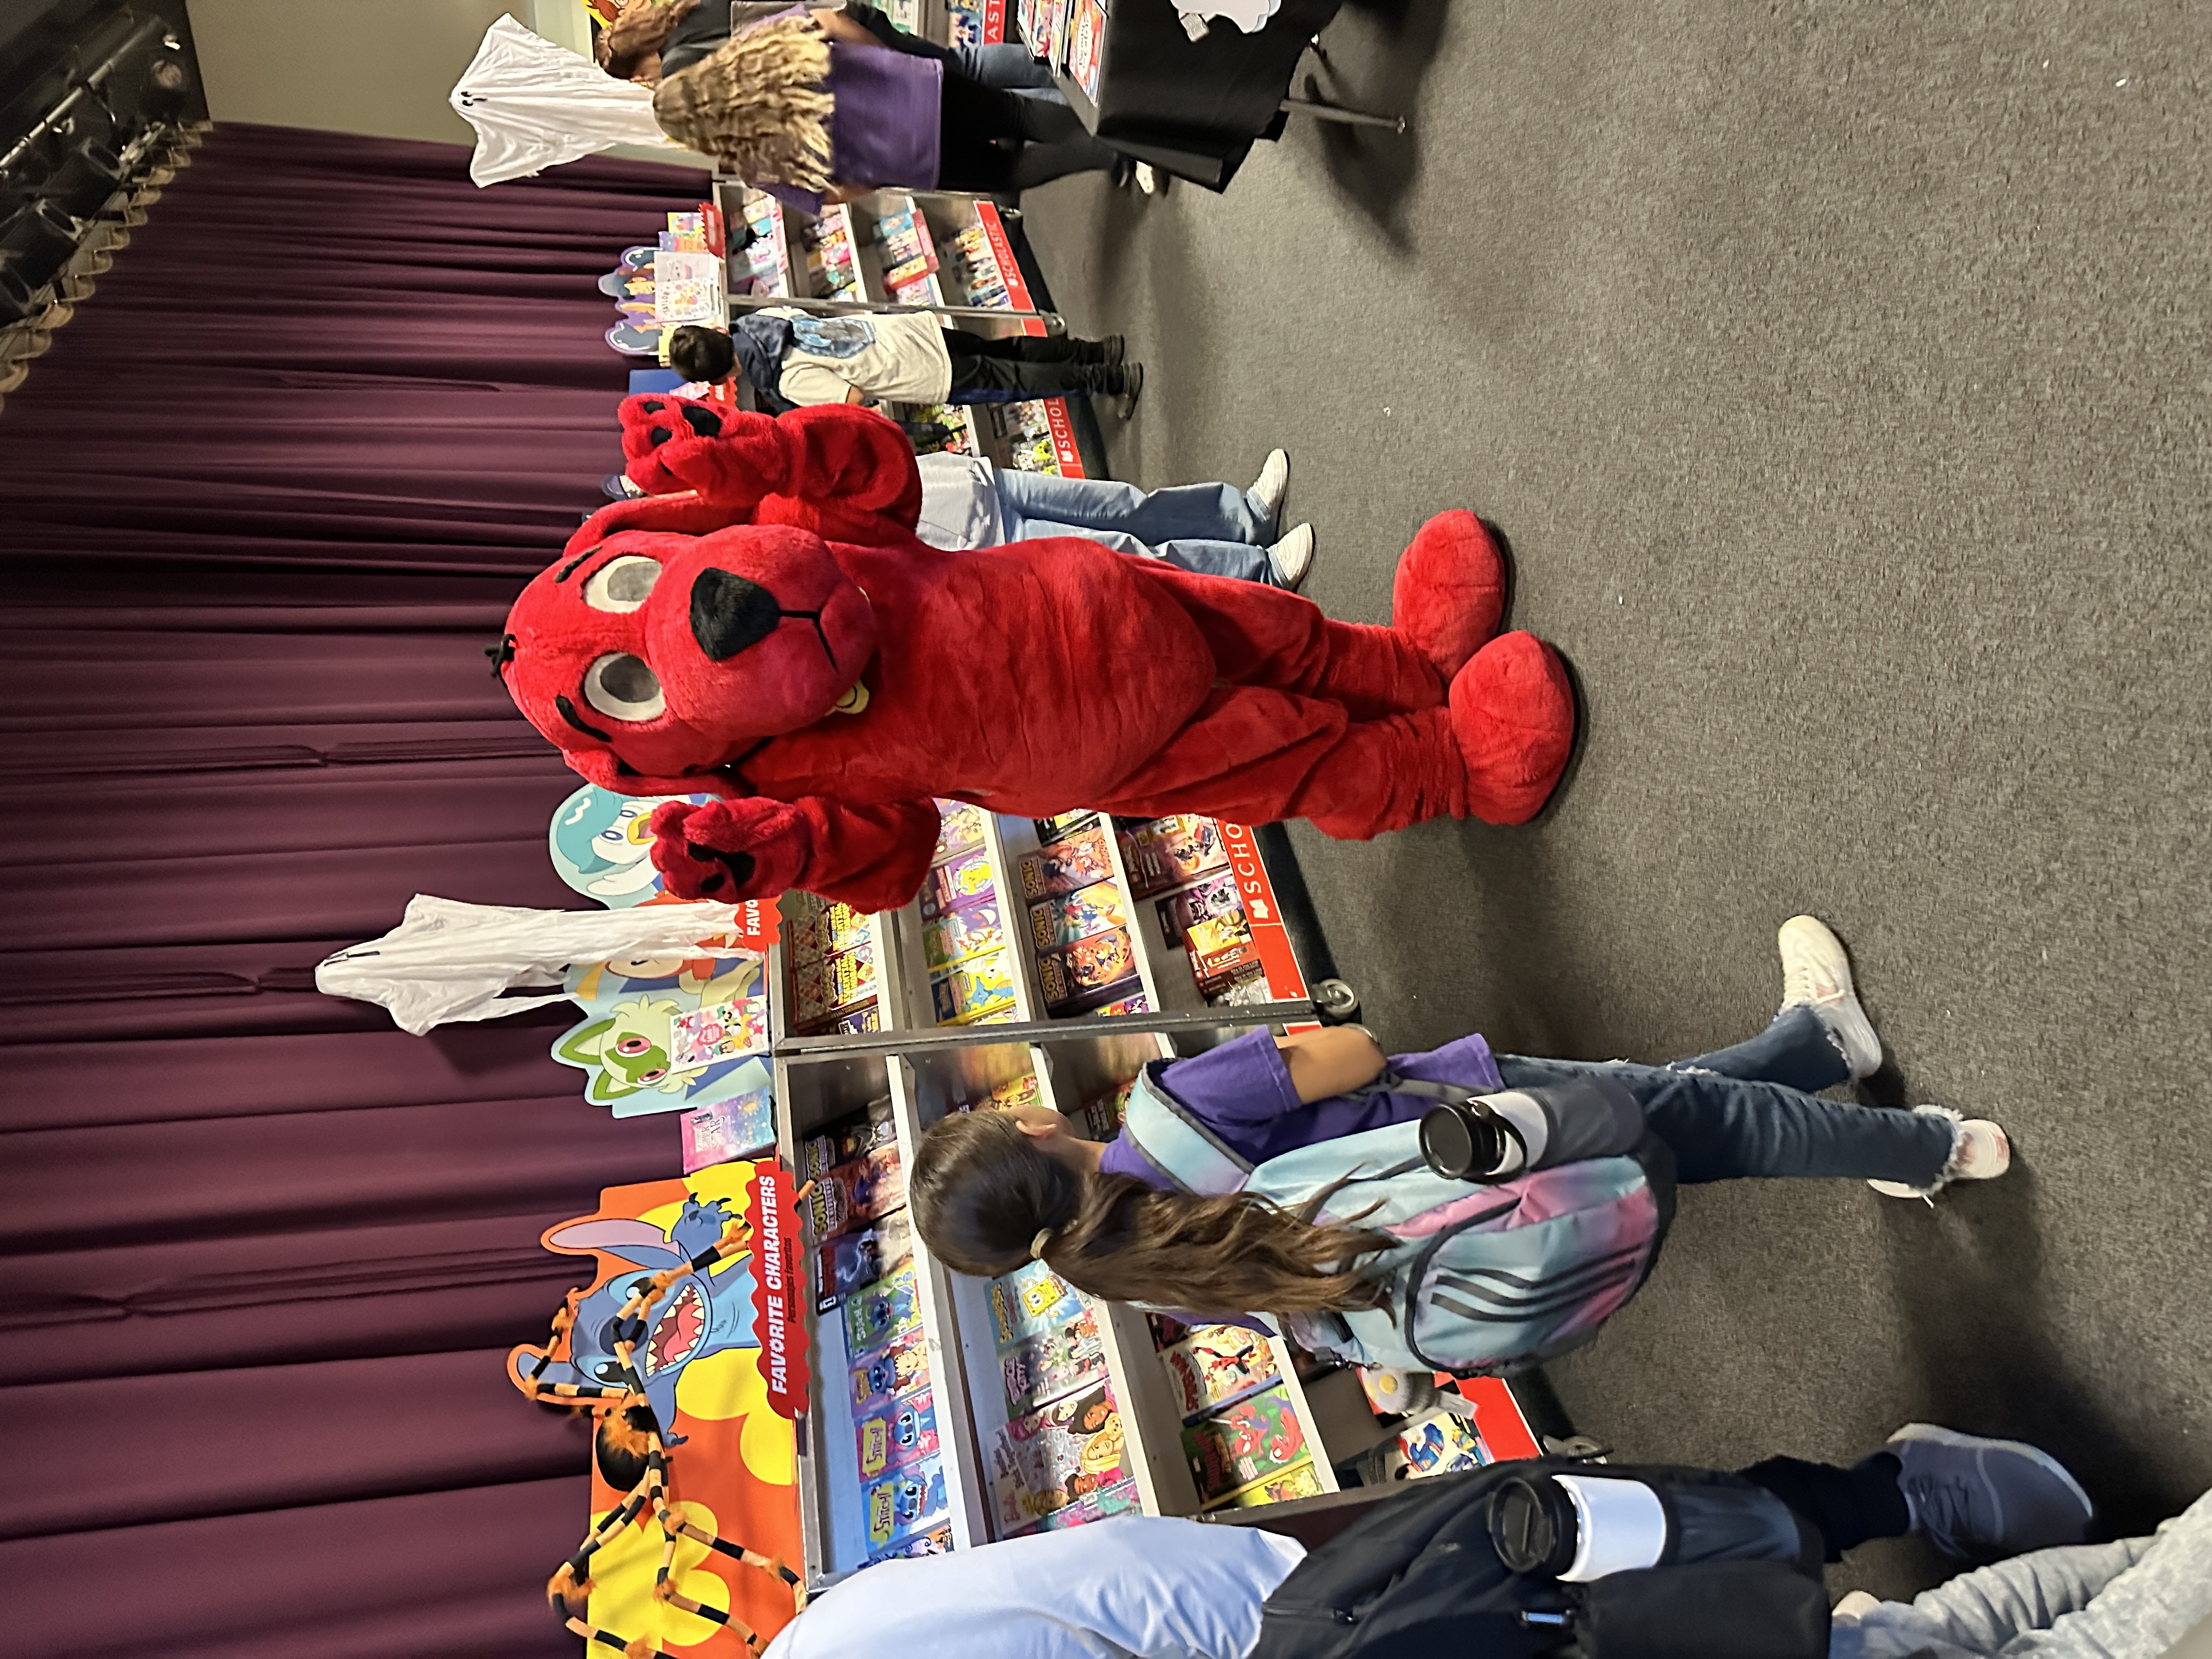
[1448, 631, 1576, 825]
[1393, 509, 1506, 680]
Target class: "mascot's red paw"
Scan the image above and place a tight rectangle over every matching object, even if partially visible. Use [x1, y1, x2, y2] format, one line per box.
[1448, 630, 1575, 825]
[1393, 510, 1506, 680]
[647, 798, 806, 901]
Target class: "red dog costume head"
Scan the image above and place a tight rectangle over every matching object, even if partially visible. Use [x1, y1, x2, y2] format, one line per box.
[500, 522, 878, 796]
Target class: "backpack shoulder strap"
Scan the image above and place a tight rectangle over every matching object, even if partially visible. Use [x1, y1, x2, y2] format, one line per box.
[1118, 1064, 1254, 1197]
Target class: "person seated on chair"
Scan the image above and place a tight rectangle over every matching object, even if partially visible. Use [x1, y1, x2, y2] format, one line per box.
[668, 317, 1143, 418]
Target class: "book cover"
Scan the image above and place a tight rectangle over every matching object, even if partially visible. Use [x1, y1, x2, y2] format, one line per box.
[1219, 1459, 1324, 1508]
[668, 995, 769, 1069]
[1000, 1306, 1106, 1414]
[865, 1452, 949, 1551]
[679, 1090, 776, 1173]
[1017, 824, 1114, 900]
[815, 1212, 913, 1312]
[856, 1386, 940, 1480]
[1036, 927, 1138, 1012]
[1031, 1474, 1142, 1531]
[1032, 810, 1095, 845]
[791, 942, 877, 1022]
[929, 949, 1018, 1025]
[932, 799, 988, 860]
[1078, 1079, 1133, 1140]
[1362, 1406, 1492, 1482]
[844, 1261, 922, 1358]
[1154, 872, 1244, 946]
[922, 847, 997, 919]
[805, 1144, 903, 1239]
[849, 1328, 929, 1414]
[1120, 816, 1229, 898]
[865, 1521, 952, 1567]
[988, 1259, 1086, 1348]
[1028, 880, 1128, 950]
[1160, 1324, 1279, 1421]
[798, 1001, 881, 1037]
[987, 1381, 1130, 1535]
[787, 898, 871, 965]
[923, 896, 1006, 973]
[1183, 1383, 1310, 1505]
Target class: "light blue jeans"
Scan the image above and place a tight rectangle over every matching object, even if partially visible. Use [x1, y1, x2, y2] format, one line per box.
[991, 466, 1283, 586]
[955, 43, 1060, 94]
[1831, 1487, 2212, 1657]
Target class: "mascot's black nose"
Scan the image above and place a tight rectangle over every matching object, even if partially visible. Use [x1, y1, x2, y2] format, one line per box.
[690, 568, 784, 661]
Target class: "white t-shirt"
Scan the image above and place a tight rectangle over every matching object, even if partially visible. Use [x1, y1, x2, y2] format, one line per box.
[913, 450, 1006, 550]
[764, 1517, 1305, 1659]
[767, 307, 955, 407]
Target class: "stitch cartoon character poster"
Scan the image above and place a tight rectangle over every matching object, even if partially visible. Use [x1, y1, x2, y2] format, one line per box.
[509, 1163, 804, 1654]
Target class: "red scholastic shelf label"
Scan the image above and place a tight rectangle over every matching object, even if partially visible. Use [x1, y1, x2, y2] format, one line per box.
[1217, 822, 1307, 1001]
[972, 202, 1041, 329]
[1041, 398, 1085, 478]
[1438, 1376, 1543, 1461]
[981, 0, 1007, 43]
[747, 1161, 810, 1419]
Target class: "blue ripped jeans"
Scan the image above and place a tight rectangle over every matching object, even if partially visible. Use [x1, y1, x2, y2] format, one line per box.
[1496, 1005, 1956, 1188]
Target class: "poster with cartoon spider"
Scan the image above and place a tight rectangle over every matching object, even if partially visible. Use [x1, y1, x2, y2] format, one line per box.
[509, 1163, 805, 1655]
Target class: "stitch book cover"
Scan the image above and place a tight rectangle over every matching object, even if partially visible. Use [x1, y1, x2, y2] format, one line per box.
[855, 1387, 940, 1480]
[505, 1165, 802, 1654]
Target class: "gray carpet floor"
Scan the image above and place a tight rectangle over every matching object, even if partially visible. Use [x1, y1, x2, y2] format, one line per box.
[1020, 0, 2211, 1602]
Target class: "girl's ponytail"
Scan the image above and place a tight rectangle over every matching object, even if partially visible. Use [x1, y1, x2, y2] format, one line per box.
[911, 1111, 1390, 1316]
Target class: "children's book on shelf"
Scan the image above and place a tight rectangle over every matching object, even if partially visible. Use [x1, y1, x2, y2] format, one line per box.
[1183, 1383, 1310, 1506]
[791, 941, 877, 1023]
[844, 1261, 923, 1358]
[930, 949, 1019, 1025]
[806, 1144, 905, 1238]
[932, 799, 988, 859]
[1067, 0, 1105, 101]
[1036, 926, 1139, 1013]
[1352, 1406, 1493, 1485]
[1219, 1460, 1325, 1508]
[1092, 992, 1153, 1016]
[679, 1089, 776, 1173]
[1032, 810, 1095, 845]
[788, 897, 872, 965]
[802, 1098, 896, 1178]
[976, 1073, 1043, 1113]
[989, 1259, 1086, 1348]
[866, 1521, 952, 1566]
[922, 895, 1008, 978]
[987, 1380, 1132, 1535]
[1029, 879, 1127, 950]
[856, 1385, 941, 1480]
[1017, 823, 1115, 900]
[922, 845, 997, 919]
[816, 1211, 913, 1312]
[1120, 815, 1231, 898]
[1032, 1474, 1142, 1532]
[1160, 1323, 1280, 1421]
[1078, 1078, 1134, 1139]
[803, 1002, 883, 1037]
[1000, 1305, 1107, 1414]
[865, 1451, 949, 1552]
[1154, 872, 1243, 947]
[850, 1328, 930, 1414]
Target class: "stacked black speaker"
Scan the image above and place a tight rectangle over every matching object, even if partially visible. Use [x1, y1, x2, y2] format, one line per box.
[0, 0, 203, 351]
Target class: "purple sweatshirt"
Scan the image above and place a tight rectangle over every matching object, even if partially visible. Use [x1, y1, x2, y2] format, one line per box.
[761, 41, 942, 214]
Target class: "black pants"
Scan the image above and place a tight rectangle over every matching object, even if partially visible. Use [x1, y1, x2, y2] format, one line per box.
[934, 67, 1122, 195]
[1744, 1449, 1910, 1561]
[943, 328, 1124, 400]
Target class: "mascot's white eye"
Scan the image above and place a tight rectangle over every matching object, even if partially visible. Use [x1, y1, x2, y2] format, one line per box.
[583, 555, 661, 613]
[583, 653, 664, 721]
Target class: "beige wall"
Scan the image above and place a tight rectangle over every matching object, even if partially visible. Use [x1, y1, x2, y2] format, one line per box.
[187, 0, 703, 166]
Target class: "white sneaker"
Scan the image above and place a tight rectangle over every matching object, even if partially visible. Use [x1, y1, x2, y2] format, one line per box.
[1249, 448, 1290, 528]
[1134, 162, 1161, 195]
[1870, 1109, 2011, 1200]
[1777, 915, 1882, 1079]
[1269, 522, 1315, 590]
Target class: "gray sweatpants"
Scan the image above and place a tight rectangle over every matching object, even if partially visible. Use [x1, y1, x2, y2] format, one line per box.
[1829, 1487, 2212, 1658]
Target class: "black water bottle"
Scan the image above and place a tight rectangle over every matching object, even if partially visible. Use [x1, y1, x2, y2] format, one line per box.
[1419, 1097, 1515, 1182]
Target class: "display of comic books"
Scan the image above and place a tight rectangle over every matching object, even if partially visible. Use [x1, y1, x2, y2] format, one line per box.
[679, 1089, 776, 1173]
[932, 798, 988, 859]
[1219, 1460, 1325, 1508]
[922, 846, 997, 919]
[987, 1381, 1130, 1534]
[788, 897, 872, 965]
[844, 1262, 922, 1358]
[1155, 872, 1244, 946]
[1037, 927, 1138, 1012]
[1067, 0, 1105, 101]
[807, 1144, 904, 1238]
[989, 1259, 1086, 1348]
[856, 1385, 941, 1480]
[1352, 1406, 1493, 1485]
[1029, 879, 1127, 950]
[1017, 823, 1115, 900]
[865, 1452, 949, 1551]
[816, 1212, 913, 1312]
[982, 1073, 1042, 1112]
[791, 943, 877, 1023]
[850, 1328, 929, 1415]
[930, 949, 1019, 1025]
[1183, 1383, 1310, 1506]
[1091, 992, 1153, 1017]
[802, 1099, 896, 1178]
[1000, 1306, 1107, 1414]
[923, 899, 1005, 978]
[1119, 815, 1230, 898]
[1160, 1324, 1280, 1421]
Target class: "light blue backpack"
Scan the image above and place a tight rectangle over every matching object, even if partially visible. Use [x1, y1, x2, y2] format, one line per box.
[1120, 1066, 1672, 1376]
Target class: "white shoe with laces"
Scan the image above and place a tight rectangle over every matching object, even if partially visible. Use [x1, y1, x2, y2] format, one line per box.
[1778, 914, 1883, 1079]
[1268, 523, 1314, 590]
[1869, 1108, 2011, 1200]
[1249, 449, 1290, 528]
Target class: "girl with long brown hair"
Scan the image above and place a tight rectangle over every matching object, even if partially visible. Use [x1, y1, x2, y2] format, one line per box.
[910, 918, 2012, 1361]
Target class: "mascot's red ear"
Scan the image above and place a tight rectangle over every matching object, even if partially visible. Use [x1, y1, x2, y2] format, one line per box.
[563, 493, 751, 557]
[548, 744, 741, 802]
